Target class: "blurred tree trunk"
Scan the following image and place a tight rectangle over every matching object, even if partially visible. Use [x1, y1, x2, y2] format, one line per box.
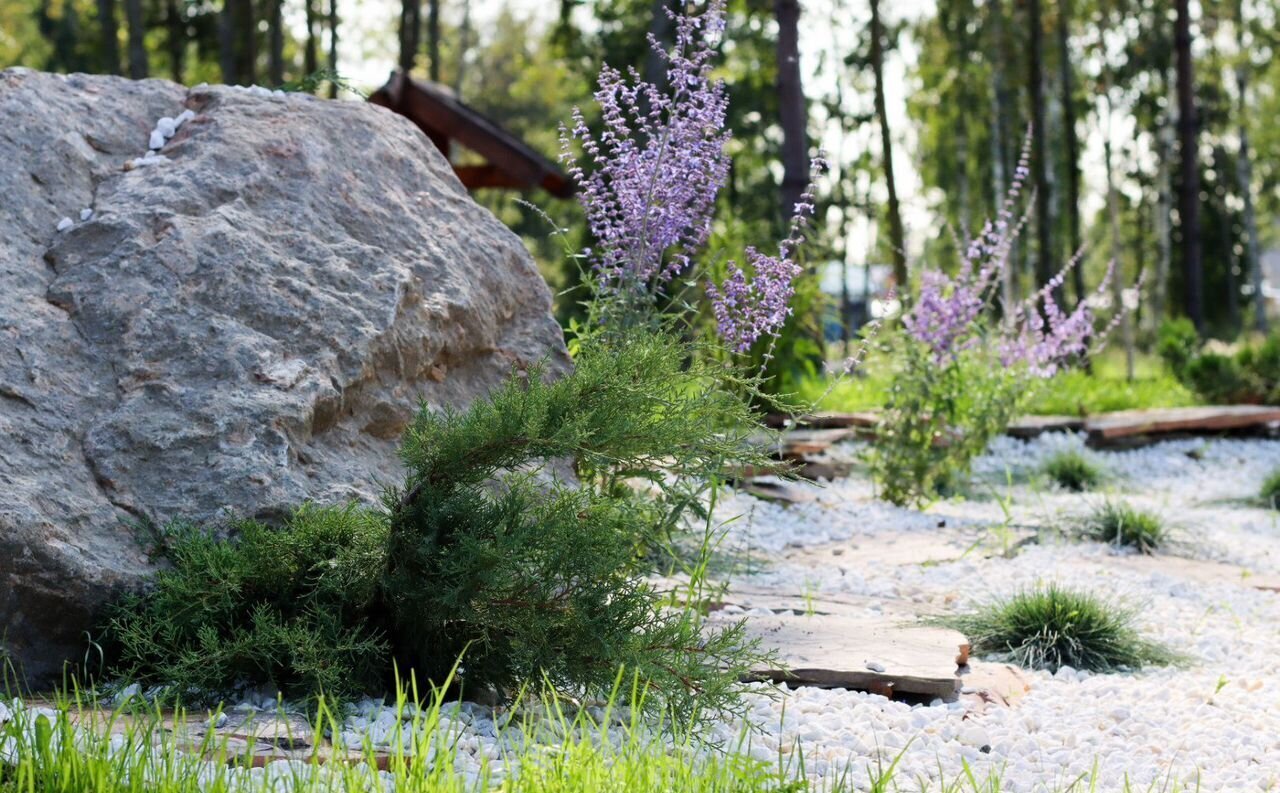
[1174, 0, 1204, 334]
[1055, 0, 1083, 305]
[775, 0, 809, 228]
[327, 0, 339, 97]
[427, 0, 440, 82]
[988, 0, 1016, 312]
[124, 0, 148, 78]
[1216, 145, 1241, 334]
[951, 6, 970, 236]
[399, 0, 421, 74]
[165, 0, 184, 82]
[453, 0, 472, 93]
[305, 0, 319, 75]
[268, 0, 284, 85]
[841, 256, 851, 347]
[1104, 98, 1134, 381]
[1153, 69, 1174, 331]
[870, 0, 907, 291]
[98, 0, 122, 75]
[220, 0, 256, 85]
[1234, 2, 1265, 333]
[1026, 0, 1055, 297]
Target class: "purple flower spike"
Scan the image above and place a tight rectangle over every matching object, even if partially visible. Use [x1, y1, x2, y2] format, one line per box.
[904, 130, 1109, 378]
[707, 154, 827, 352]
[560, 1, 732, 296]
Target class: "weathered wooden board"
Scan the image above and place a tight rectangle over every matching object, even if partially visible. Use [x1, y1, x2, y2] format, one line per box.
[1085, 405, 1280, 445]
[739, 478, 818, 505]
[1006, 414, 1086, 439]
[792, 459, 858, 481]
[763, 411, 881, 430]
[777, 428, 859, 457]
[728, 613, 968, 700]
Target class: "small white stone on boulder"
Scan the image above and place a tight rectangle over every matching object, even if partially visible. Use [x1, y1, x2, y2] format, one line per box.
[55, 216, 73, 232]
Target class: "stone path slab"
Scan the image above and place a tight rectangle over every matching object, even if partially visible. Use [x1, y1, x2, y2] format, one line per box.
[1084, 405, 1280, 446]
[24, 703, 379, 768]
[1006, 415, 1086, 439]
[726, 612, 969, 700]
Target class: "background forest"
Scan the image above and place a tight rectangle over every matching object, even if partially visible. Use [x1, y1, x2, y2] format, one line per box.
[5, 0, 1279, 366]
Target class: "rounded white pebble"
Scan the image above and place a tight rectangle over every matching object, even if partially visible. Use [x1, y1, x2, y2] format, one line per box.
[56, 217, 73, 232]
[79, 208, 93, 221]
[958, 724, 990, 749]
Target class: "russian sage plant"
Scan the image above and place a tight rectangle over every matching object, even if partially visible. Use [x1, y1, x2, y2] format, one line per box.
[874, 136, 1123, 506]
[560, 0, 822, 364]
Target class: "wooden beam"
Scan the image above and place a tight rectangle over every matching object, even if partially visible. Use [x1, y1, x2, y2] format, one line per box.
[454, 164, 530, 190]
[371, 72, 574, 198]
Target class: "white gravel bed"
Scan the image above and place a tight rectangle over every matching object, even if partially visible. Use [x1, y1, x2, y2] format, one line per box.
[708, 435, 1280, 790]
[4, 435, 1278, 791]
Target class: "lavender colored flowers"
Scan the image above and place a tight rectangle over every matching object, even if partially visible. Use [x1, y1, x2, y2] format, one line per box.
[904, 132, 1103, 378]
[560, 1, 732, 296]
[707, 166, 824, 352]
[561, 1, 817, 354]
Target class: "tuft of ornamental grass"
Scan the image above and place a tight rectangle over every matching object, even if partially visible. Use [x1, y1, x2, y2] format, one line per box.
[1078, 501, 1167, 554]
[1260, 468, 1280, 509]
[939, 584, 1182, 673]
[1041, 450, 1104, 492]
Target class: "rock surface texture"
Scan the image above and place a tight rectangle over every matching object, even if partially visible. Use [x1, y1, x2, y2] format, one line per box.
[0, 69, 569, 683]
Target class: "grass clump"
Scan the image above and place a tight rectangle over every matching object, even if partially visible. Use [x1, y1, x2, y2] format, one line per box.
[1260, 468, 1280, 508]
[105, 331, 769, 724]
[0, 683, 800, 793]
[940, 585, 1181, 673]
[1078, 501, 1167, 554]
[1041, 450, 1104, 492]
[0, 682, 1206, 793]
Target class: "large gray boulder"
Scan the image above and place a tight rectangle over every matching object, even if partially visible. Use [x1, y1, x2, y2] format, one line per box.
[0, 69, 569, 684]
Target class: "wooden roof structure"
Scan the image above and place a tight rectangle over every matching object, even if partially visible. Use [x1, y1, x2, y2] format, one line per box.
[369, 71, 574, 198]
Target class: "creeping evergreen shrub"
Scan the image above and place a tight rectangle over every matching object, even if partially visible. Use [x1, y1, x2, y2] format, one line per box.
[107, 332, 767, 722]
[107, 505, 391, 701]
